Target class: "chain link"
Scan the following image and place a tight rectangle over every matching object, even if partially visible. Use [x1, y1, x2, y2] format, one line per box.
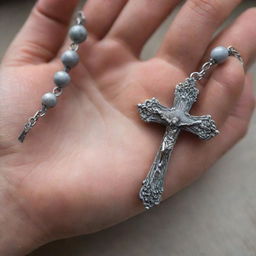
[28, 106, 48, 127]
[53, 86, 63, 97]
[69, 42, 79, 52]
[76, 11, 86, 25]
[18, 105, 48, 142]
[227, 46, 244, 65]
[27, 106, 48, 128]
[190, 59, 216, 81]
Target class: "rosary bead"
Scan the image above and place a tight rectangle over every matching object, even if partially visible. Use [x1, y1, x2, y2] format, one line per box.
[210, 46, 229, 63]
[61, 50, 79, 68]
[42, 92, 57, 108]
[54, 71, 71, 88]
[69, 25, 87, 43]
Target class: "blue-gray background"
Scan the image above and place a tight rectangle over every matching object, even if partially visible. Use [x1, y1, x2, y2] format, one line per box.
[1, 1, 256, 255]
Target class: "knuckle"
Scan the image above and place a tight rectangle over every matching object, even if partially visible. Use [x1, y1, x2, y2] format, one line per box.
[188, 0, 222, 20]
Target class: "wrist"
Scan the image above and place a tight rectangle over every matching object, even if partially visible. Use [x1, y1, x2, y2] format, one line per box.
[0, 177, 48, 255]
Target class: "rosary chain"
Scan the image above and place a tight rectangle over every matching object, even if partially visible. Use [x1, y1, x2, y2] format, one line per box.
[53, 86, 63, 97]
[190, 59, 216, 81]
[27, 106, 48, 128]
[18, 12, 87, 142]
[18, 105, 48, 142]
[76, 11, 86, 25]
[189, 46, 243, 83]
[70, 42, 79, 52]
[227, 46, 244, 65]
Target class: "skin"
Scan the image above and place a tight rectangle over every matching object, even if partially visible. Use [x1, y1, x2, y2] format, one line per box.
[0, 0, 256, 255]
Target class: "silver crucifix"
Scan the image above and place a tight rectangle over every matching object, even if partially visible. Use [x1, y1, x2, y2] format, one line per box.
[138, 78, 219, 209]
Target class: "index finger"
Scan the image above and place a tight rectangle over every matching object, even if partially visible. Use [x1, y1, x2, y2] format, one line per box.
[3, 0, 78, 65]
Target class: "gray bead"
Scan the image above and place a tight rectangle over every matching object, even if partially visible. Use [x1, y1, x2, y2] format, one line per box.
[210, 46, 229, 63]
[69, 25, 87, 44]
[54, 71, 71, 88]
[61, 50, 79, 68]
[42, 93, 57, 108]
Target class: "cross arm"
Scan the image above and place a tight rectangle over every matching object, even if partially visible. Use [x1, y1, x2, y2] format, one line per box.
[181, 114, 219, 140]
[138, 98, 170, 125]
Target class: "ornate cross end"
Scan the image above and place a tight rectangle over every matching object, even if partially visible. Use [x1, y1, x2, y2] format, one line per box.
[139, 128, 179, 210]
[174, 80, 199, 112]
[138, 98, 170, 125]
[139, 177, 163, 210]
[182, 114, 219, 140]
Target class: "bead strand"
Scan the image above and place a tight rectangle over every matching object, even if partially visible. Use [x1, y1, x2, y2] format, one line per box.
[18, 11, 87, 143]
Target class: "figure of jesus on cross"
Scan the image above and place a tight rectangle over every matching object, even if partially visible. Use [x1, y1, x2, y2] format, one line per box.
[138, 78, 219, 209]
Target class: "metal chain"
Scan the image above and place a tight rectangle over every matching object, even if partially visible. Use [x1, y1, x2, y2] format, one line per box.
[69, 42, 79, 52]
[190, 59, 216, 82]
[18, 105, 48, 142]
[18, 12, 86, 143]
[228, 46, 244, 65]
[189, 46, 243, 83]
[19, 85, 64, 142]
[29, 106, 48, 126]
[76, 11, 86, 25]
[53, 86, 63, 97]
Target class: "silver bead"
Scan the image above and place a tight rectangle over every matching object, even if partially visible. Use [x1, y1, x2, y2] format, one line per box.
[54, 71, 71, 88]
[61, 50, 79, 68]
[42, 92, 57, 108]
[210, 46, 229, 63]
[69, 25, 87, 44]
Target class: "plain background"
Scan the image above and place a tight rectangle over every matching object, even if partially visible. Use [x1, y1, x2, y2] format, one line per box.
[0, 1, 256, 255]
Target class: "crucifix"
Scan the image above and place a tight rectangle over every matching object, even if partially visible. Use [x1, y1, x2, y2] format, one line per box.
[137, 46, 243, 209]
[138, 78, 219, 209]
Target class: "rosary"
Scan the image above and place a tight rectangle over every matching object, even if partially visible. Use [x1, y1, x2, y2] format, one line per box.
[18, 12, 244, 210]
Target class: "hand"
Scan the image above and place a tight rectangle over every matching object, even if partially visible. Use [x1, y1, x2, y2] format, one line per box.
[0, 0, 255, 254]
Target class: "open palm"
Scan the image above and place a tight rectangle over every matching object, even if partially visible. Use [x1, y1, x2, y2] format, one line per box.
[0, 0, 256, 254]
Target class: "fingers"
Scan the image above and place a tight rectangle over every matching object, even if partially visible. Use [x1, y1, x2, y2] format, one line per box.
[204, 8, 256, 69]
[192, 57, 245, 129]
[229, 74, 255, 124]
[108, 0, 180, 56]
[3, 0, 78, 65]
[188, 7, 256, 129]
[213, 73, 255, 154]
[83, 0, 128, 40]
[158, 0, 242, 72]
